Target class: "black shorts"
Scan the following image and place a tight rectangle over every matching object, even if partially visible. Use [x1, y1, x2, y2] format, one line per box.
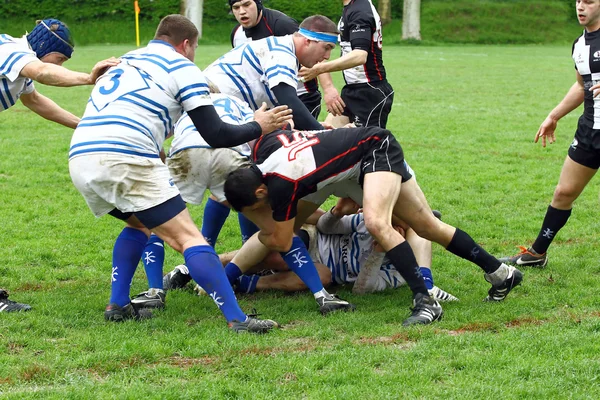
[109, 194, 187, 230]
[567, 115, 600, 169]
[342, 80, 394, 128]
[359, 127, 411, 184]
[299, 90, 322, 119]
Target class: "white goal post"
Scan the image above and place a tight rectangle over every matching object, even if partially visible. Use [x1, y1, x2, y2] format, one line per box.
[182, 0, 205, 39]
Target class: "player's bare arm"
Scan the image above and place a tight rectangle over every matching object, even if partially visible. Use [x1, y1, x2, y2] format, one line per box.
[20, 57, 119, 87]
[299, 49, 368, 82]
[19, 90, 80, 129]
[317, 73, 345, 116]
[536, 72, 585, 147]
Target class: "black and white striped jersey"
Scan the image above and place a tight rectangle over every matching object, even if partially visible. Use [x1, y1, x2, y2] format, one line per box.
[252, 127, 387, 221]
[573, 29, 600, 130]
[339, 0, 386, 85]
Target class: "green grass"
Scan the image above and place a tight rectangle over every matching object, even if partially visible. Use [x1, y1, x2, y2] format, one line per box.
[2, 0, 582, 46]
[3, 44, 600, 398]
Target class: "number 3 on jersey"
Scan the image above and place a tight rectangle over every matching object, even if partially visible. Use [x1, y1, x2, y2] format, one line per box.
[91, 66, 150, 112]
[277, 131, 320, 161]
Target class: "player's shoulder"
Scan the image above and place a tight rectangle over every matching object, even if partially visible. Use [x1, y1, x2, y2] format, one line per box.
[123, 41, 195, 67]
[264, 8, 299, 30]
[346, 0, 375, 18]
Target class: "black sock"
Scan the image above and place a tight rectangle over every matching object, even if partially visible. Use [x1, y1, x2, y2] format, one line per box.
[386, 242, 428, 296]
[531, 205, 571, 254]
[446, 228, 501, 274]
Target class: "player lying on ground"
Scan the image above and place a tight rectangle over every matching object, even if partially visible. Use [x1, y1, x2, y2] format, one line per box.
[165, 199, 458, 302]
[223, 125, 524, 326]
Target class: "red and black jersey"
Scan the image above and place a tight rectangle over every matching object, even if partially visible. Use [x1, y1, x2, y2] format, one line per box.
[252, 127, 390, 221]
[339, 0, 386, 84]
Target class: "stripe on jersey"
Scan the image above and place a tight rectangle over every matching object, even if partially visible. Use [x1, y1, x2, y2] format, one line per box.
[120, 54, 196, 73]
[69, 147, 160, 159]
[120, 94, 171, 138]
[175, 83, 210, 101]
[70, 140, 146, 151]
[264, 64, 296, 81]
[78, 115, 156, 142]
[266, 37, 295, 57]
[0, 52, 29, 75]
[219, 63, 258, 109]
[2, 79, 14, 106]
[0, 79, 10, 109]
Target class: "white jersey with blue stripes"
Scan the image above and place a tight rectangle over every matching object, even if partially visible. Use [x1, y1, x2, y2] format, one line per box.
[169, 93, 254, 157]
[0, 34, 37, 111]
[317, 213, 402, 287]
[204, 35, 299, 110]
[69, 40, 212, 160]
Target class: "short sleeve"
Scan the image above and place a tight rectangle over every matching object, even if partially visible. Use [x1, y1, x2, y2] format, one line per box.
[0, 39, 38, 82]
[171, 63, 213, 112]
[262, 37, 299, 90]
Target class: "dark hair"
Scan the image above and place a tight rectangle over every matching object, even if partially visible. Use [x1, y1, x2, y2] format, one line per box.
[224, 167, 265, 212]
[299, 15, 338, 35]
[154, 14, 199, 45]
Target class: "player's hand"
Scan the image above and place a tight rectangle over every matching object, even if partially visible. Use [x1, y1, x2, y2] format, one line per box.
[298, 65, 321, 83]
[323, 87, 345, 116]
[89, 57, 120, 84]
[591, 83, 600, 98]
[332, 197, 360, 217]
[534, 116, 558, 147]
[321, 122, 335, 130]
[254, 102, 293, 135]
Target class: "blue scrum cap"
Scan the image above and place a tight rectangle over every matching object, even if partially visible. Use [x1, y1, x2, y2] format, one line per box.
[26, 19, 74, 60]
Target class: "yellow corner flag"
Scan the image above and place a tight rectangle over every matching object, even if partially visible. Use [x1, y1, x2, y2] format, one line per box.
[134, 1, 141, 47]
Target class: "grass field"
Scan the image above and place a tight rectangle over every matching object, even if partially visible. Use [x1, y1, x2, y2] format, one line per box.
[2, 44, 600, 398]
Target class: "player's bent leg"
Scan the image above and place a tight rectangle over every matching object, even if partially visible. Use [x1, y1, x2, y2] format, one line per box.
[149, 199, 278, 333]
[363, 172, 441, 325]
[393, 178, 522, 301]
[324, 113, 350, 128]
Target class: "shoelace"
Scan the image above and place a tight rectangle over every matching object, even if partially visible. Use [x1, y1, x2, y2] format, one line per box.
[515, 246, 531, 255]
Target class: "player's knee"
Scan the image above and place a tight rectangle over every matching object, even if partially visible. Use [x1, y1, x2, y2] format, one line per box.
[553, 184, 579, 205]
[363, 214, 391, 241]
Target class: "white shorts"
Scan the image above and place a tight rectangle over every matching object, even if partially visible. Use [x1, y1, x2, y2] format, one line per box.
[167, 148, 251, 204]
[69, 154, 179, 217]
[301, 161, 416, 207]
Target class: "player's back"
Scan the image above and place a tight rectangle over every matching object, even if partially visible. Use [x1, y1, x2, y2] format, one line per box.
[204, 35, 297, 111]
[170, 93, 254, 157]
[70, 40, 210, 160]
[0, 34, 37, 112]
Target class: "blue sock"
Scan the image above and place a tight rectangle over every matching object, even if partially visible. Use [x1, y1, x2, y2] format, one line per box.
[142, 234, 165, 289]
[184, 245, 246, 322]
[420, 267, 434, 290]
[110, 227, 148, 307]
[280, 236, 324, 294]
[224, 262, 243, 285]
[238, 213, 258, 244]
[201, 198, 230, 247]
[237, 275, 259, 294]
